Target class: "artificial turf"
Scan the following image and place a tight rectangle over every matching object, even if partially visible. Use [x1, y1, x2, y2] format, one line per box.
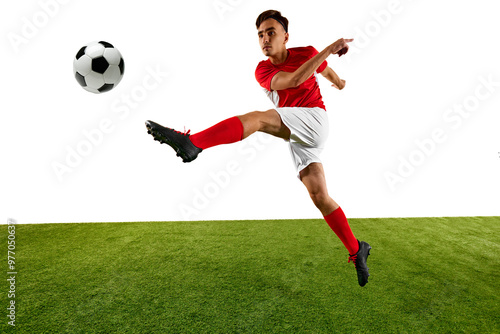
[2, 216, 499, 333]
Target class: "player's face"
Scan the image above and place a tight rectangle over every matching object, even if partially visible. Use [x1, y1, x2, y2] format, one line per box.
[257, 19, 288, 57]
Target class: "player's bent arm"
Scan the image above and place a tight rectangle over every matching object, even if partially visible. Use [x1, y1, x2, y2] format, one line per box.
[270, 38, 352, 91]
[320, 66, 346, 90]
[270, 46, 331, 91]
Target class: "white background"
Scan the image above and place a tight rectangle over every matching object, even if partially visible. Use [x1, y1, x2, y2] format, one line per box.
[1, 0, 499, 224]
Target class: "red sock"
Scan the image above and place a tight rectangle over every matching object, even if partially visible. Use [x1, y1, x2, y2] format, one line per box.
[190, 116, 244, 150]
[324, 207, 359, 255]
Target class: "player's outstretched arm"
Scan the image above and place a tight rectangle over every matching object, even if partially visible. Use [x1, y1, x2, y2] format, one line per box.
[270, 38, 353, 91]
[320, 66, 346, 90]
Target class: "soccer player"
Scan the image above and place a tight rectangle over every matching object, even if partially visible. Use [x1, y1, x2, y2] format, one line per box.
[146, 10, 371, 286]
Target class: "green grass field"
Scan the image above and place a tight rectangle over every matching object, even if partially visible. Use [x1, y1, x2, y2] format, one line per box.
[2, 216, 499, 333]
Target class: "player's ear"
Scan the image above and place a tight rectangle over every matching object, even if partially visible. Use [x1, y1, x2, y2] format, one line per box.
[284, 32, 289, 44]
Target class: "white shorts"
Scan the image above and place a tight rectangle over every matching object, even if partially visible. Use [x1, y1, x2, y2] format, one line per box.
[275, 107, 329, 180]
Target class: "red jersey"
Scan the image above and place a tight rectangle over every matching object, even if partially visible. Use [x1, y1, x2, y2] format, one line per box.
[255, 46, 328, 110]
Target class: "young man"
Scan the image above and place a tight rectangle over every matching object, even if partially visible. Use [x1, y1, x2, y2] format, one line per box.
[146, 10, 371, 286]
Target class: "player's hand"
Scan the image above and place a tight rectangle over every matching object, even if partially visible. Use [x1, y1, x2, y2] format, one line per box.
[330, 38, 353, 57]
[332, 79, 346, 90]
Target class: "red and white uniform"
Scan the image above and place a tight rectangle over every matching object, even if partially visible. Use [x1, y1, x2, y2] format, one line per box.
[255, 46, 328, 110]
[255, 46, 330, 179]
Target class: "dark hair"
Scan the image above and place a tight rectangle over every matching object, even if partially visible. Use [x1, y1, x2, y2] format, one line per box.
[256, 10, 288, 33]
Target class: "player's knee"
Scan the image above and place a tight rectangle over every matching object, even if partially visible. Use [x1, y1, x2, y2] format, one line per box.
[245, 111, 264, 126]
[239, 111, 263, 133]
[242, 110, 280, 135]
[309, 190, 329, 209]
[259, 109, 281, 133]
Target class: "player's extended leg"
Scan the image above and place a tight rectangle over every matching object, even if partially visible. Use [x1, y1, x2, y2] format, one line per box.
[145, 109, 288, 162]
[300, 162, 372, 286]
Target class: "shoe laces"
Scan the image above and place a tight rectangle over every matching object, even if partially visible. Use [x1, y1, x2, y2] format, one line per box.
[348, 254, 358, 268]
[169, 126, 191, 136]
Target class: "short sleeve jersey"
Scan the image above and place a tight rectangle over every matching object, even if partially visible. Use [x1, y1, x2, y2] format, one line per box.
[255, 46, 328, 110]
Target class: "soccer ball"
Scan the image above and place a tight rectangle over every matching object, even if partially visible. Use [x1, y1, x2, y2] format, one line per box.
[73, 41, 125, 93]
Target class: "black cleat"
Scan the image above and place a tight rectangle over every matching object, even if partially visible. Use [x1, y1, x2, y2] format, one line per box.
[145, 120, 202, 163]
[348, 240, 371, 287]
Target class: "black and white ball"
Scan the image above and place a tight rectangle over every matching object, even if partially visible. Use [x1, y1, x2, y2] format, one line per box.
[73, 41, 124, 93]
